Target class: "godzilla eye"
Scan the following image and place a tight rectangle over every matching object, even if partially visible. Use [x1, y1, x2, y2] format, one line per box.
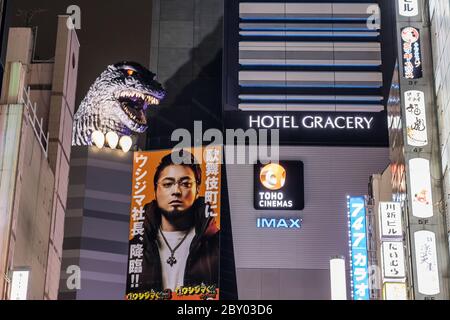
[126, 69, 135, 76]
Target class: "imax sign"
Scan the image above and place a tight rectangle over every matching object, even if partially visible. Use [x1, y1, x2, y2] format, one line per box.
[256, 218, 302, 229]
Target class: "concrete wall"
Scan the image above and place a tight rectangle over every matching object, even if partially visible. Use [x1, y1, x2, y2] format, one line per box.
[146, 0, 224, 148]
[226, 146, 389, 299]
[11, 110, 55, 300]
[430, 0, 450, 239]
[59, 147, 132, 300]
[44, 15, 80, 300]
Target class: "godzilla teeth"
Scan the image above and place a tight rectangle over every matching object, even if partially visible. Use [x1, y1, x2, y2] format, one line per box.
[119, 91, 159, 106]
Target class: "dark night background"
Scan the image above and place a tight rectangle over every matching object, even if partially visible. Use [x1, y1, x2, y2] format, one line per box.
[8, 0, 153, 108]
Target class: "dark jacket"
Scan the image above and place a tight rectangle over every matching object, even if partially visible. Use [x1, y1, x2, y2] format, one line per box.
[129, 197, 219, 292]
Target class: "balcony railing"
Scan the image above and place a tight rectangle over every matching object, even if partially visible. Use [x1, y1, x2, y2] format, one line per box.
[20, 86, 49, 157]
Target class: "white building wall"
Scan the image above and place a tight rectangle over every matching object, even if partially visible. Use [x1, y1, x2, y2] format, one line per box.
[429, 0, 450, 236]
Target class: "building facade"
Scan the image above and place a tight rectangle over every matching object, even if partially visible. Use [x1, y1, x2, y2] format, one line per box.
[365, 0, 450, 300]
[0, 16, 79, 299]
[59, 148, 132, 300]
[429, 0, 450, 254]
[222, 0, 395, 299]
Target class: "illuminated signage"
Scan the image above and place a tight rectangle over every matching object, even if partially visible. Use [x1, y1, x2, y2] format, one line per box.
[10, 270, 30, 300]
[348, 196, 370, 300]
[414, 231, 440, 296]
[399, 0, 419, 17]
[249, 115, 374, 130]
[382, 242, 406, 279]
[225, 111, 389, 147]
[256, 218, 302, 229]
[401, 27, 423, 79]
[254, 161, 304, 210]
[409, 158, 433, 218]
[404, 90, 427, 147]
[379, 202, 403, 239]
[383, 282, 408, 300]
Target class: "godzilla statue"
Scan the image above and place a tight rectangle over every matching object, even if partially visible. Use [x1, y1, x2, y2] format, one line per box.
[72, 61, 165, 146]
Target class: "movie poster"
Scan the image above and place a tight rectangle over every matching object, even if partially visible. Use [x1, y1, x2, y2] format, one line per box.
[125, 146, 221, 300]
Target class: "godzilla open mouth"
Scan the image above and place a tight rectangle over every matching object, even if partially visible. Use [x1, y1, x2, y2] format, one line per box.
[117, 90, 160, 125]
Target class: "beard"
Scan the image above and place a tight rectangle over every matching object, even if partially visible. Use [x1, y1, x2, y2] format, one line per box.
[159, 205, 194, 227]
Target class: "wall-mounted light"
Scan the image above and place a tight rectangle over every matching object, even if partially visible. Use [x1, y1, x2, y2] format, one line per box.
[119, 135, 133, 153]
[106, 131, 119, 149]
[330, 256, 347, 300]
[91, 130, 105, 149]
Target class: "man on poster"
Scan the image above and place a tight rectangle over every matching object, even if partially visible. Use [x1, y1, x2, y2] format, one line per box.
[129, 150, 219, 298]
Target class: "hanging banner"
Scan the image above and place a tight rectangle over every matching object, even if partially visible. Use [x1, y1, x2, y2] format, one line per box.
[401, 27, 423, 79]
[414, 231, 440, 296]
[125, 146, 221, 300]
[404, 90, 428, 147]
[409, 158, 433, 218]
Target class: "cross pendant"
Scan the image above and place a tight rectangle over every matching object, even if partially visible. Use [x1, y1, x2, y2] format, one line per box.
[167, 255, 177, 267]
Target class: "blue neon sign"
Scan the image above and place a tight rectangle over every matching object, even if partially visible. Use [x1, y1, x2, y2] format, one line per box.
[348, 196, 370, 300]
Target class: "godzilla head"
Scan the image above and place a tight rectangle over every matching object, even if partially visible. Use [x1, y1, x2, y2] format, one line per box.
[72, 61, 166, 146]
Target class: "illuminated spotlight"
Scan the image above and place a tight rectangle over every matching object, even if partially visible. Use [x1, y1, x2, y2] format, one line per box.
[119, 135, 133, 153]
[91, 130, 105, 149]
[106, 131, 119, 149]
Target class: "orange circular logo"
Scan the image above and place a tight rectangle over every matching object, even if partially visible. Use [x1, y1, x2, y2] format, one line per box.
[260, 163, 286, 190]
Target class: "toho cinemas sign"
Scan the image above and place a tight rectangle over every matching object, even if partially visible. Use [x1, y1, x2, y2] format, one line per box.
[254, 161, 304, 211]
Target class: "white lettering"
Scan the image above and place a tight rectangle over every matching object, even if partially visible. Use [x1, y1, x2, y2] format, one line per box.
[261, 116, 274, 128]
[364, 117, 374, 129]
[355, 117, 364, 129]
[335, 117, 346, 129]
[249, 115, 260, 128]
[324, 117, 335, 129]
[303, 116, 314, 128]
[314, 117, 324, 129]
[346, 117, 354, 129]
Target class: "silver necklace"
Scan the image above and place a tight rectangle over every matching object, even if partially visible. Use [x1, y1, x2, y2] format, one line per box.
[159, 227, 190, 267]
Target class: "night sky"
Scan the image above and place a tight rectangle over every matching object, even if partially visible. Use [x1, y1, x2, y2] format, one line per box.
[9, 0, 153, 107]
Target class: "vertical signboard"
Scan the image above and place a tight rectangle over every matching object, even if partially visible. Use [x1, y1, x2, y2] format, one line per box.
[379, 202, 403, 238]
[383, 282, 408, 300]
[10, 269, 30, 300]
[414, 231, 440, 296]
[404, 90, 428, 147]
[401, 27, 423, 80]
[382, 242, 406, 279]
[398, 0, 419, 17]
[126, 147, 221, 300]
[378, 202, 407, 299]
[409, 158, 433, 218]
[348, 196, 370, 300]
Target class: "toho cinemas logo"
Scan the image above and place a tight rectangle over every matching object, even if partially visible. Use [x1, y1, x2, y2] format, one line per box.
[254, 161, 304, 211]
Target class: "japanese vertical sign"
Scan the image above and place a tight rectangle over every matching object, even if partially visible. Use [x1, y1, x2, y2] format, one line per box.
[404, 90, 428, 147]
[414, 231, 440, 295]
[379, 202, 407, 299]
[379, 202, 403, 239]
[382, 242, 406, 279]
[398, 0, 419, 17]
[128, 153, 149, 293]
[348, 196, 370, 300]
[401, 27, 423, 79]
[126, 147, 221, 300]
